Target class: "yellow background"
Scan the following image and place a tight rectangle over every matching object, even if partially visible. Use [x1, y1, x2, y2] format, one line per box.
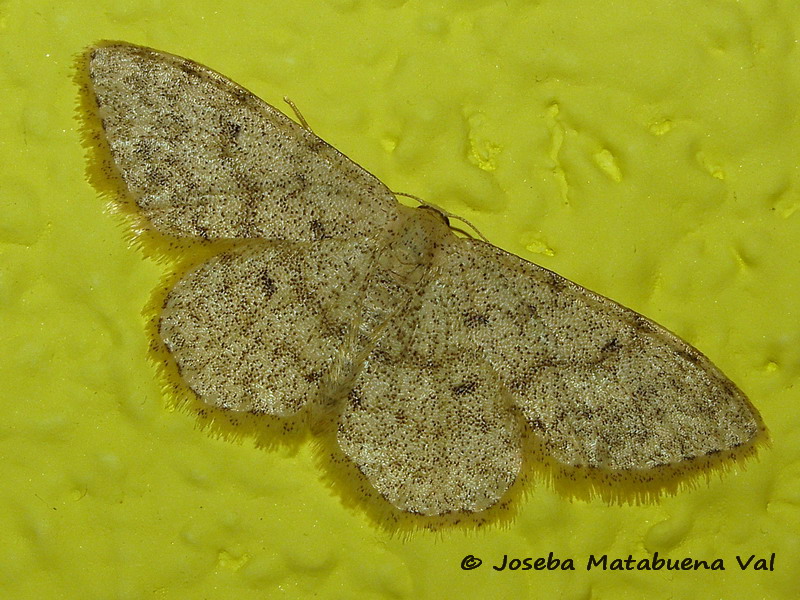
[1, 0, 798, 598]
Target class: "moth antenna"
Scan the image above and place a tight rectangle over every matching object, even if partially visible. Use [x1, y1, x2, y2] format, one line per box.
[283, 96, 312, 131]
[393, 191, 490, 243]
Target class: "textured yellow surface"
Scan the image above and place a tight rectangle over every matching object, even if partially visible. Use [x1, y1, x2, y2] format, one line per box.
[0, 0, 798, 598]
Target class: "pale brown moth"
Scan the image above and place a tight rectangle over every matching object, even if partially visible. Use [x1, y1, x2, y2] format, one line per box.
[81, 41, 765, 517]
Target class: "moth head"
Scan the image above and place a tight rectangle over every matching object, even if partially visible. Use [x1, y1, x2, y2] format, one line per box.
[380, 205, 452, 284]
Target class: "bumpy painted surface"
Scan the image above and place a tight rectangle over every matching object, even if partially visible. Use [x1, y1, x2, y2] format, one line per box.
[0, 0, 798, 598]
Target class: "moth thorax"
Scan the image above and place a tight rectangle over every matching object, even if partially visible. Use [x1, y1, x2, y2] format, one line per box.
[381, 206, 446, 285]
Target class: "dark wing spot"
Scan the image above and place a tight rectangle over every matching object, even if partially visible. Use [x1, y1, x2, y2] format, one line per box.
[631, 314, 654, 333]
[677, 348, 701, 364]
[509, 377, 531, 395]
[523, 303, 541, 319]
[230, 87, 251, 104]
[370, 347, 393, 365]
[452, 381, 478, 396]
[306, 137, 328, 153]
[261, 271, 277, 299]
[528, 418, 545, 432]
[222, 120, 242, 139]
[393, 409, 408, 424]
[310, 219, 328, 240]
[128, 46, 151, 60]
[601, 338, 620, 353]
[303, 370, 322, 383]
[462, 311, 490, 328]
[293, 171, 309, 191]
[348, 388, 363, 409]
[547, 271, 566, 291]
[178, 61, 202, 78]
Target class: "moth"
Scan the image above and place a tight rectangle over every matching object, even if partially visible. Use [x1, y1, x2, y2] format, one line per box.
[81, 41, 765, 517]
